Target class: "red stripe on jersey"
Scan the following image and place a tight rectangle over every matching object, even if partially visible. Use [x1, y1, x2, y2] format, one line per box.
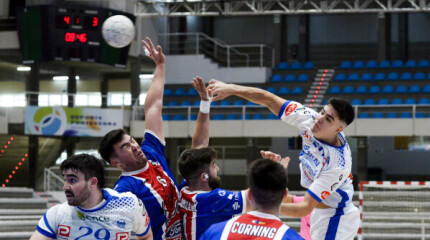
[226, 214, 285, 239]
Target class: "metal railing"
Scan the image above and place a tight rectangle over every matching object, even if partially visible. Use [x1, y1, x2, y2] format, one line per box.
[159, 32, 274, 68]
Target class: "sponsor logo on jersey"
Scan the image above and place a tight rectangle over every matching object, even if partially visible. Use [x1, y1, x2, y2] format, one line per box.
[116, 232, 129, 240]
[284, 103, 297, 116]
[339, 174, 343, 181]
[252, 220, 266, 225]
[76, 210, 110, 222]
[117, 219, 126, 228]
[58, 225, 71, 237]
[331, 183, 338, 191]
[165, 220, 181, 239]
[157, 176, 168, 187]
[144, 213, 150, 227]
[231, 222, 277, 238]
[219, 190, 226, 197]
[178, 198, 197, 212]
[232, 202, 240, 210]
[321, 191, 330, 200]
[228, 193, 234, 200]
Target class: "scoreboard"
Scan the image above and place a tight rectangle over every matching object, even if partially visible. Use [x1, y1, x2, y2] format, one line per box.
[17, 5, 135, 68]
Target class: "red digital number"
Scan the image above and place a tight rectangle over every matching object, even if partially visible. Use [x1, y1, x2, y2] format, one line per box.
[63, 16, 70, 25]
[65, 32, 76, 42]
[75, 17, 80, 24]
[77, 33, 87, 43]
[92, 17, 98, 27]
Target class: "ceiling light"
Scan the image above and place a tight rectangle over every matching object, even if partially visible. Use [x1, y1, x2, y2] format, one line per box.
[52, 76, 69, 81]
[17, 66, 31, 71]
[139, 74, 154, 79]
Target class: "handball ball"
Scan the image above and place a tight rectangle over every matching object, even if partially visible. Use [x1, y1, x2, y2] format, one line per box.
[102, 15, 135, 48]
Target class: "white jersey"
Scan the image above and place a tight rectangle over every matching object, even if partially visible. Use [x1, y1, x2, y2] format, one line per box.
[35, 188, 151, 240]
[279, 101, 354, 208]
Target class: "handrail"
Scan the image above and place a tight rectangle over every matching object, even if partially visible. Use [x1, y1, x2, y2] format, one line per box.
[44, 167, 65, 192]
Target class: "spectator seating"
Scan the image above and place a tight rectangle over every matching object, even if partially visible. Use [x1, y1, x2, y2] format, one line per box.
[276, 62, 288, 70]
[174, 88, 187, 96]
[164, 88, 174, 96]
[270, 74, 283, 82]
[386, 112, 398, 118]
[284, 74, 296, 82]
[275, 61, 315, 70]
[278, 87, 290, 95]
[366, 60, 378, 68]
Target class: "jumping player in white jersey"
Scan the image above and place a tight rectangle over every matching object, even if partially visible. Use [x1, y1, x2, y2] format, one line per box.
[98, 38, 181, 240]
[177, 77, 250, 240]
[30, 154, 152, 240]
[207, 80, 360, 240]
[200, 158, 303, 240]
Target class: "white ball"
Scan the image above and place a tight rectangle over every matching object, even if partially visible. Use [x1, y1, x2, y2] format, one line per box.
[102, 15, 135, 48]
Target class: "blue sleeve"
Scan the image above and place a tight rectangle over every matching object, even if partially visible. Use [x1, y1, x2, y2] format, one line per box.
[178, 179, 187, 190]
[200, 223, 223, 240]
[284, 228, 305, 240]
[198, 189, 245, 216]
[278, 100, 292, 118]
[114, 176, 143, 197]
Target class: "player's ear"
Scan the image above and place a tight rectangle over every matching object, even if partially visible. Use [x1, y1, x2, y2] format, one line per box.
[200, 173, 209, 181]
[283, 188, 288, 199]
[89, 177, 98, 188]
[110, 157, 119, 167]
[336, 125, 343, 133]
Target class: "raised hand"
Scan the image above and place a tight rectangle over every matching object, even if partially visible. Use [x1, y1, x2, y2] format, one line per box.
[260, 150, 291, 170]
[142, 37, 165, 65]
[192, 76, 211, 101]
[207, 79, 234, 102]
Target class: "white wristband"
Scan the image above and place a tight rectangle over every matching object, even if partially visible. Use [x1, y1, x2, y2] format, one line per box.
[200, 100, 211, 114]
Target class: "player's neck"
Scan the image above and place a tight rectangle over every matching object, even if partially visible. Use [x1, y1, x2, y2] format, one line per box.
[188, 181, 212, 192]
[254, 207, 280, 218]
[79, 189, 104, 209]
[316, 133, 341, 146]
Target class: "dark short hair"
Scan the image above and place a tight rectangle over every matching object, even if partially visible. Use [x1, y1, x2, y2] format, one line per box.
[248, 159, 288, 209]
[98, 129, 127, 164]
[178, 147, 217, 183]
[60, 153, 105, 189]
[327, 97, 355, 126]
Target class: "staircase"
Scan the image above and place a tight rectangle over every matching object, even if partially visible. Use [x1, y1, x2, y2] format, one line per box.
[304, 69, 335, 107]
[0, 187, 57, 240]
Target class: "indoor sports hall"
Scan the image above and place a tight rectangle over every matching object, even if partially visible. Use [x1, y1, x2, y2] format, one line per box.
[0, 0, 429, 239]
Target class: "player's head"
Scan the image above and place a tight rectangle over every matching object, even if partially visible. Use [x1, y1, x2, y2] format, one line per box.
[311, 98, 354, 136]
[60, 153, 105, 206]
[248, 159, 288, 210]
[178, 147, 221, 189]
[98, 129, 147, 172]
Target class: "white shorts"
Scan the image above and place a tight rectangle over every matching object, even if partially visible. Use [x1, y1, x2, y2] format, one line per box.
[310, 204, 360, 240]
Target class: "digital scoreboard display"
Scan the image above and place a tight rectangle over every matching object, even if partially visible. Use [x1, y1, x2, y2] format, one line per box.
[17, 5, 135, 68]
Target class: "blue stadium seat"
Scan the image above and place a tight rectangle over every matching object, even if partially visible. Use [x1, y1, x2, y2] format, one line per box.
[379, 60, 391, 68]
[174, 88, 187, 96]
[418, 59, 430, 67]
[347, 73, 360, 81]
[377, 99, 390, 105]
[290, 62, 302, 69]
[386, 72, 398, 81]
[372, 112, 384, 118]
[413, 72, 425, 80]
[356, 86, 368, 94]
[246, 101, 257, 106]
[334, 74, 346, 81]
[270, 74, 283, 82]
[391, 98, 403, 105]
[266, 114, 278, 120]
[168, 101, 178, 107]
[351, 99, 362, 105]
[211, 101, 218, 106]
[297, 74, 309, 82]
[190, 114, 198, 120]
[374, 73, 386, 81]
[361, 73, 373, 81]
[277, 62, 288, 70]
[164, 88, 173, 96]
[219, 100, 231, 106]
[399, 112, 412, 118]
[226, 114, 238, 120]
[162, 114, 171, 120]
[284, 74, 296, 82]
[418, 98, 430, 105]
[291, 87, 304, 94]
[180, 100, 191, 106]
[423, 85, 430, 93]
[243, 114, 251, 120]
[303, 61, 315, 69]
[278, 87, 290, 95]
[369, 86, 381, 94]
[187, 88, 199, 96]
[395, 85, 408, 93]
[409, 85, 421, 93]
[399, 72, 412, 80]
[365, 60, 378, 68]
[212, 114, 224, 120]
[328, 86, 341, 94]
[342, 86, 354, 94]
[266, 87, 277, 94]
[252, 114, 265, 120]
[172, 114, 185, 121]
[339, 61, 352, 69]
[392, 60, 403, 68]
[404, 98, 416, 105]
[405, 60, 416, 68]
[364, 98, 376, 105]
[353, 60, 365, 69]
[358, 112, 371, 118]
[193, 101, 200, 106]
[386, 112, 398, 118]
[382, 85, 394, 94]
[415, 112, 426, 118]
[233, 100, 245, 106]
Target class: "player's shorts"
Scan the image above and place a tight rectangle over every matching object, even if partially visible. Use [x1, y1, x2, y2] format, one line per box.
[310, 204, 360, 240]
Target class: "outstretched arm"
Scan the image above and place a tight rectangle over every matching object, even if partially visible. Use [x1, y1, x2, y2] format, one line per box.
[142, 37, 166, 141]
[191, 76, 211, 149]
[207, 79, 286, 115]
[280, 192, 319, 217]
[30, 231, 54, 240]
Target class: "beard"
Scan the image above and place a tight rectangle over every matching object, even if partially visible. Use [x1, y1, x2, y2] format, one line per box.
[208, 175, 222, 190]
[65, 184, 91, 206]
